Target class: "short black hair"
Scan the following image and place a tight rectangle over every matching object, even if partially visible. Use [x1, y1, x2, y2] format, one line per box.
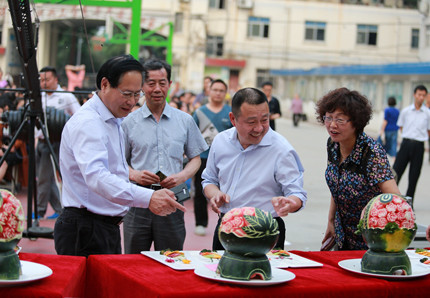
[96, 55, 144, 89]
[414, 85, 428, 94]
[210, 79, 228, 90]
[232, 88, 268, 117]
[39, 66, 57, 78]
[387, 96, 396, 107]
[316, 87, 372, 135]
[261, 81, 273, 88]
[143, 59, 171, 82]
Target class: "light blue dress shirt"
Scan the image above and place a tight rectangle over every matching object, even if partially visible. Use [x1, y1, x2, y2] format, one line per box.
[202, 127, 307, 216]
[397, 104, 430, 142]
[59, 94, 154, 217]
[122, 103, 208, 175]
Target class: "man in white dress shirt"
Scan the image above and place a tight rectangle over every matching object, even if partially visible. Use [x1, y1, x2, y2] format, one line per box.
[36, 66, 81, 219]
[54, 55, 185, 257]
[392, 85, 430, 205]
[202, 87, 307, 250]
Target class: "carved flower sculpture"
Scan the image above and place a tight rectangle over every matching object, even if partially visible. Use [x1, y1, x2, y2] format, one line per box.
[0, 189, 25, 242]
[357, 193, 417, 252]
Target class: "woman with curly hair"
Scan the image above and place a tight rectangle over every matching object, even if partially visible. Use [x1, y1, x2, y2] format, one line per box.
[316, 87, 400, 250]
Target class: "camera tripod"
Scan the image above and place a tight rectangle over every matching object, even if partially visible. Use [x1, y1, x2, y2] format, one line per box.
[0, 103, 61, 239]
[0, 0, 61, 239]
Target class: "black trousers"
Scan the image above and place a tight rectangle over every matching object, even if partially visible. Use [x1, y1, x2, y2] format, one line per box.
[193, 158, 208, 227]
[54, 207, 122, 257]
[293, 113, 301, 127]
[212, 216, 286, 251]
[393, 138, 424, 202]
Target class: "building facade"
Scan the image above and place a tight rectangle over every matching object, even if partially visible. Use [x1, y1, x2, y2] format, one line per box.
[0, 0, 422, 113]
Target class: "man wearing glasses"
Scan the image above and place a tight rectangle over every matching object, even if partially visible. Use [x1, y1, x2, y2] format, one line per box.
[122, 59, 207, 253]
[54, 55, 185, 256]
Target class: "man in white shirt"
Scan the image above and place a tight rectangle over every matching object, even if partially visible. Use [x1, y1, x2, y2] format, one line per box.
[36, 66, 81, 220]
[202, 87, 307, 250]
[54, 55, 185, 257]
[393, 85, 430, 205]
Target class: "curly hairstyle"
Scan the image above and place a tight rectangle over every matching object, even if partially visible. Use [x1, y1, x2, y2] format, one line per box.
[315, 87, 372, 135]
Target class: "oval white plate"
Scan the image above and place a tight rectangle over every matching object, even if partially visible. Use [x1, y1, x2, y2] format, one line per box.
[194, 265, 295, 286]
[0, 261, 53, 286]
[338, 258, 430, 280]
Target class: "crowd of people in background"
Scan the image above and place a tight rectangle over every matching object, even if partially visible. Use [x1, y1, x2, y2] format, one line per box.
[0, 56, 430, 256]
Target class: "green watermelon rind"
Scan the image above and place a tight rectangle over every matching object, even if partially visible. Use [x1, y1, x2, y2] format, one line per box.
[217, 252, 272, 281]
[361, 250, 412, 275]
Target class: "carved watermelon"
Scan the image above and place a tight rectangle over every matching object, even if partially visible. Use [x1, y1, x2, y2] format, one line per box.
[0, 190, 24, 280]
[357, 194, 417, 275]
[357, 193, 417, 253]
[217, 207, 280, 281]
[217, 251, 272, 281]
[361, 250, 411, 275]
[218, 207, 279, 256]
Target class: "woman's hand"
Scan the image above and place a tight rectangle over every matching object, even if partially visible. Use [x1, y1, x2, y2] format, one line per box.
[321, 222, 335, 251]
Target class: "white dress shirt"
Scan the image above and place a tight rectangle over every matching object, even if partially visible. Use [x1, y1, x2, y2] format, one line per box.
[397, 104, 430, 142]
[36, 85, 81, 139]
[60, 94, 154, 217]
[202, 127, 307, 216]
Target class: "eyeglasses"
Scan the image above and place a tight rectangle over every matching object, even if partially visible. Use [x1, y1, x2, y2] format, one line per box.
[323, 116, 351, 125]
[118, 88, 144, 99]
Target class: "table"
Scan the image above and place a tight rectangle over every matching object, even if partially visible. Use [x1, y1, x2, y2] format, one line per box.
[0, 253, 86, 298]
[86, 250, 429, 298]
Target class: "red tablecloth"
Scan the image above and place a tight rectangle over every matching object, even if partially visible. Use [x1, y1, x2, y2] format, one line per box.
[0, 253, 86, 298]
[86, 250, 429, 298]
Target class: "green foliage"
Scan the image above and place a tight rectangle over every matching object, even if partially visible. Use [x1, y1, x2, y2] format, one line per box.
[242, 209, 279, 238]
[384, 222, 400, 234]
[355, 219, 364, 235]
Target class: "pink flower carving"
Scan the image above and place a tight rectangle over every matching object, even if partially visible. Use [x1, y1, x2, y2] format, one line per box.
[0, 189, 24, 241]
[362, 194, 415, 231]
[220, 207, 256, 237]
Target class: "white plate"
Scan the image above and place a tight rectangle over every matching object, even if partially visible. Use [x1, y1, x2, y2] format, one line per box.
[338, 258, 430, 280]
[268, 252, 323, 268]
[141, 251, 195, 270]
[194, 265, 295, 286]
[0, 261, 53, 286]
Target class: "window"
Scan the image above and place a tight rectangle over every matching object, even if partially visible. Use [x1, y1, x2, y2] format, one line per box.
[357, 24, 377, 46]
[174, 13, 183, 33]
[411, 28, 419, 49]
[209, 0, 225, 9]
[256, 69, 274, 88]
[206, 36, 223, 57]
[305, 21, 326, 41]
[247, 17, 270, 38]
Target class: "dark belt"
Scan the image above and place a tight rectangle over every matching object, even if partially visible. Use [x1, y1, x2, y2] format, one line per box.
[403, 138, 424, 144]
[64, 207, 123, 225]
[138, 183, 163, 190]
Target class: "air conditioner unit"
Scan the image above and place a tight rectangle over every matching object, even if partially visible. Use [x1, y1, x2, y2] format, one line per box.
[237, 0, 254, 9]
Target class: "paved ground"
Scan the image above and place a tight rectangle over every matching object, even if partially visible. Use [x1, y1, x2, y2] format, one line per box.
[277, 117, 430, 251]
[17, 117, 430, 254]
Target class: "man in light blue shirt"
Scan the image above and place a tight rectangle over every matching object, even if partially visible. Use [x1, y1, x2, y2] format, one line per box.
[122, 59, 208, 252]
[393, 85, 430, 204]
[202, 87, 307, 250]
[54, 55, 185, 257]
